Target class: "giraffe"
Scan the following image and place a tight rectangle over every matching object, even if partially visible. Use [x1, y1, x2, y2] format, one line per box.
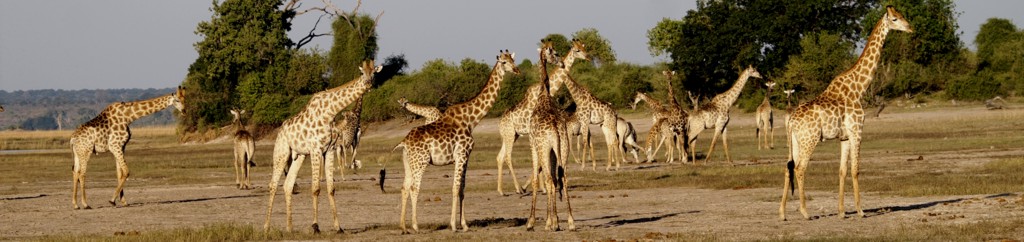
[70, 87, 185, 209]
[397, 97, 441, 125]
[494, 40, 564, 196]
[548, 39, 624, 171]
[495, 39, 587, 195]
[564, 111, 591, 168]
[397, 50, 519, 233]
[756, 81, 777, 150]
[685, 66, 761, 164]
[661, 70, 690, 164]
[525, 39, 575, 231]
[632, 92, 675, 163]
[616, 117, 643, 164]
[263, 60, 381, 233]
[329, 95, 365, 181]
[780, 6, 913, 221]
[230, 109, 256, 190]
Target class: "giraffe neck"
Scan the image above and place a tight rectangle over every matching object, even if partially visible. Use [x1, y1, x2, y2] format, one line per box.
[821, 17, 891, 102]
[405, 102, 438, 117]
[640, 93, 665, 112]
[351, 96, 364, 118]
[440, 61, 508, 127]
[118, 93, 176, 122]
[305, 75, 372, 122]
[712, 71, 753, 109]
[666, 78, 680, 108]
[761, 87, 772, 106]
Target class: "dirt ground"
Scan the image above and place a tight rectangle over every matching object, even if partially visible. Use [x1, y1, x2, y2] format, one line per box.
[2, 107, 1024, 241]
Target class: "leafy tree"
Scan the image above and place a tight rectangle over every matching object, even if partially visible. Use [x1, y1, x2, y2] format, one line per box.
[647, 0, 878, 102]
[779, 32, 856, 100]
[572, 28, 616, 66]
[327, 14, 378, 86]
[183, 0, 293, 131]
[975, 18, 1018, 65]
[949, 18, 1024, 99]
[862, 0, 962, 66]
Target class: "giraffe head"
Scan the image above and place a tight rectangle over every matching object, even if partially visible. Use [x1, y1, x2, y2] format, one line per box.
[783, 89, 795, 99]
[765, 81, 776, 90]
[567, 39, 589, 63]
[229, 109, 246, 123]
[538, 39, 560, 65]
[631, 92, 645, 110]
[883, 6, 914, 33]
[172, 86, 186, 113]
[495, 50, 520, 76]
[743, 65, 762, 79]
[662, 70, 676, 80]
[397, 97, 408, 107]
[358, 60, 384, 85]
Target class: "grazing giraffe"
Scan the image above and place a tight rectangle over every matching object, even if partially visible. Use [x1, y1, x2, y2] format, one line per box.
[229, 109, 256, 190]
[755, 81, 777, 150]
[781, 6, 913, 221]
[69, 87, 185, 209]
[549, 39, 624, 171]
[525, 40, 575, 231]
[632, 92, 675, 163]
[685, 66, 762, 164]
[329, 95, 365, 181]
[397, 50, 519, 233]
[263, 60, 381, 233]
[615, 117, 643, 164]
[494, 40, 564, 196]
[397, 97, 441, 125]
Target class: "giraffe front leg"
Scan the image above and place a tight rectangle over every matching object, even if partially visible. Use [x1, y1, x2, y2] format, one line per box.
[109, 149, 129, 207]
[722, 128, 733, 165]
[601, 125, 618, 171]
[282, 155, 305, 232]
[838, 140, 851, 219]
[850, 137, 865, 218]
[310, 153, 324, 233]
[450, 151, 471, 232]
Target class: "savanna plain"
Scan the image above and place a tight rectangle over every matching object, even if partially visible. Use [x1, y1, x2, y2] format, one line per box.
[2, 101, 1024, 241]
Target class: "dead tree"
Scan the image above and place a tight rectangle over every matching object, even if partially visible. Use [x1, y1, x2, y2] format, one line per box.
[283, 0, 383, 49]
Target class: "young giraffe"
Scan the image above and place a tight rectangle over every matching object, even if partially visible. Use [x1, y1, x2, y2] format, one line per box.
[496, 39, 586, 195]
[631, 92, 676, 163]
[397, 50, 519, 234]
[685, 66, 762, 164]
[781, 6, 913, 221]
[755, 81, 777, 150]
[329, 95, 365, 181]
[526, 40, 575, 231]
[263, 60, 381, 233]
[70, 87, 185, 209]
[229, 109, 256, 190]
[397, 97, 441, 125]
[549, 39, 624, 171]
[564, 111, 590, 167]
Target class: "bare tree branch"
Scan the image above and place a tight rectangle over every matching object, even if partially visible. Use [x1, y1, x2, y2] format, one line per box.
[294, 13, 333, 49]
[284, 0, 383, 50]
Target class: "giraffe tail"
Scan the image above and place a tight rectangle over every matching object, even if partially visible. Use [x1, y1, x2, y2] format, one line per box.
[392, 142, 405, 152]
[787, 159, 795, 196]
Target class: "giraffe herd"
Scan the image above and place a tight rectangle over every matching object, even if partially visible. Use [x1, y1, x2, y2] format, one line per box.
[53, 5, 915, 235]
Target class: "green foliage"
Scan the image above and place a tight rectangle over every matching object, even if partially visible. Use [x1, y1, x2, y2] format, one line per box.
[975, 18, 1018, 63]
[327, 14, 378, 86]
[542, 34, 570, 56]
[182, 0, 292, 132]
[648, 0, 879, 100]
[863, 0, 963, 66]
[947, 18, 1023, 100]
[779, 32, 857, 101]
[571, 28, 616, 65]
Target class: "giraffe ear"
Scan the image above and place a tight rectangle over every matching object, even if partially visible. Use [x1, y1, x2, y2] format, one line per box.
[672, 71, 676, 75]
[375, 65, 383, 73]
[510, 52, 515, 59]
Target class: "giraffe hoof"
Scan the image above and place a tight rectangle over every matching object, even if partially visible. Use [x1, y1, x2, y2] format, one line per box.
[337, 228, 345, 234]
[311, 223, 320, 234]
[526, 226, 534, 231]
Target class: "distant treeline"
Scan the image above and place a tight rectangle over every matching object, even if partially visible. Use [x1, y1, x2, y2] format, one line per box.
[0, 88, 178, 130]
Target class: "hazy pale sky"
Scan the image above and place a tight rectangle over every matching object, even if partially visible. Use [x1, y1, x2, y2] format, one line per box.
[0, 1, 1020, 91]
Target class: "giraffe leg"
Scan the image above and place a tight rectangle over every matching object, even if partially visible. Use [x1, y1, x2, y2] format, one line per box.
[234, 147, 242, 189]
[544, 146, 559, 231]
[703, 129, 721, 164]
[450, 146, 471, 232]
[601, 123, 619, 171]
[526, 146, 540, 231]
[399, 150, 415, 234]
[325, 153, 343, 233]
[310, 153, 324, 233]
[780, 136, 798, 221]
[722, 128, 733, 165]
[72, 150, 92, 209]
[409, 160, 425, 233]
[850, 136, 864, 218]
[109, 148, 129, 207]
[264, 146, 290, 231]
[496, 133, 514, 196]
[282, 155, 305, 232]
[838, 140, 851, 219]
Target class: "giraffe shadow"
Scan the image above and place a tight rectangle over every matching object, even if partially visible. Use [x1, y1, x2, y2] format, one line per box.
[594, 211, 699, 228]
[112, 194, 264, 208]
[0, 194, 47, 201]
[427, 217, 529, 231]
[810, 197, 974, 220]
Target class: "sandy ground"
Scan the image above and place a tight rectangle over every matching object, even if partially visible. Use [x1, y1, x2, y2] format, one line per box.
[2, 107, 1024, 241]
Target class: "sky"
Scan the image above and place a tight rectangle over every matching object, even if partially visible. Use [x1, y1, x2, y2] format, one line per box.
[0, 0, 1020, 91]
